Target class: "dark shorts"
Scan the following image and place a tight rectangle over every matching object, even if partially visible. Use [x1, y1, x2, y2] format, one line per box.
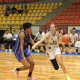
[14, 50, 31, 62]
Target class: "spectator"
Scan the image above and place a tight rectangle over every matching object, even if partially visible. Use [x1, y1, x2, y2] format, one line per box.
[11, 5, 17, 14]
[4, 10, 9, 16]
[0, 29, 12, 43]
[24, 5, 28, 13]
[18, 5, 24, 14]
[6, 30, 19, 52]
[6, 6, 11, 13]
[12, 30, 15, 36]
[34, 28, 46, 52]
[20, 28, 24, 32]
[0, 29, 12, 50]
[77, 32, 80, 41]
[68, 28, 78, 54]
[58, 29, 65, 54]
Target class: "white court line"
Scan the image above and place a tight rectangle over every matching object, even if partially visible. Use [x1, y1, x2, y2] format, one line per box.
[0, 64, 80, 69]
[0, 58, 80, 65]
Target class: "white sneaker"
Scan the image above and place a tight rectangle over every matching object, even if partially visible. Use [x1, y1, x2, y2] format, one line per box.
[27, 76, 36, 80]
[5, 49, 8, 51]
[62, 52, 65, 54]
[14, 67, 19, 78]
[9, 49, 13, 52]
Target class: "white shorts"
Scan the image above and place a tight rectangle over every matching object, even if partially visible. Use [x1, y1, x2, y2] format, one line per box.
[46, 47, 61, 60]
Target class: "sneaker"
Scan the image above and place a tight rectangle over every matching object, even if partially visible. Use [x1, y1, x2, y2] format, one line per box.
[75, 52, 78, 55]
[62, 52, 65, 54]
[34, 49, 40, 52]
[69, 51, 73, 54]
[5, 49, 8, 51]
[14, 68, 19, 78]
[66, 75, 71, 80]
[27, 76, 36, 80]
[34, 49, 37, 52]
[9, 49, 13, 52]
[37, 49, 40, 52]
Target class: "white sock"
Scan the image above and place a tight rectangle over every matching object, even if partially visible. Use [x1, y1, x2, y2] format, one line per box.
[63, 49, 65, 52]
[65, 73, 68, 76]
[70, 49, 72, 51]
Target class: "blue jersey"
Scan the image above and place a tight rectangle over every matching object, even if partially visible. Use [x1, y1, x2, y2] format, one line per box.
[14, 31, 30, 53]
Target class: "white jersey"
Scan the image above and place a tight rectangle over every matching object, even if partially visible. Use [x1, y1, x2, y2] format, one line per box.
[45, 31, 61, 60]
[70, 33, 78, 42]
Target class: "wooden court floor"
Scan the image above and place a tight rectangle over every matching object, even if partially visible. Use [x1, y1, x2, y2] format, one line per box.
[0, 52, 80, 80]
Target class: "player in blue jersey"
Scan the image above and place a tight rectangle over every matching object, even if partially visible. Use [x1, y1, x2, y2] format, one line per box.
[14, 22, 45, 80]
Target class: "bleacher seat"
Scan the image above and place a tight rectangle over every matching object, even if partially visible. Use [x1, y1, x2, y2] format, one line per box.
[46, 20, 51, 24]
[51, 16, 56, 20]
[51, 20, 55, 23]
[70, 16, 75, 19]
[60, 20, 65, 24]
[61, 16, 65, 19]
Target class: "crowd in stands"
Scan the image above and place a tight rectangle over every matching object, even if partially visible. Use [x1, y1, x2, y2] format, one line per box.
[5, 5, 28, 16]
[0, 26, 80, 55]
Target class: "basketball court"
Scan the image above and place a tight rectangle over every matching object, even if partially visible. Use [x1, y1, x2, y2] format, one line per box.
[0, 50, 80, 80]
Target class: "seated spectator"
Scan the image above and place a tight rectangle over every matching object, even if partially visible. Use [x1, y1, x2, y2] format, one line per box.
[12, 30, 15, 36]
[4, 10, 9, 16]
[0, 29, 12, 43]
[6, 30, 19, 51]
[77, 32, 80, 41]
[34, 28, 46, 52]
[24, 5, 28, 13]
[11, 5, 17, 14]
[58, 29, 65, 54]
[20, 28, 24, 32]
[6, 6, 11, 13]
[18, 5, 24, 14]
[68, 28, 78, 54]
[0, 29, 12, 49]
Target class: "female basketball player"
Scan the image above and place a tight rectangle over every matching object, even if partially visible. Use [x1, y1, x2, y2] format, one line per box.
[14, 22, 46, 80]
[32, 23, 71, 80]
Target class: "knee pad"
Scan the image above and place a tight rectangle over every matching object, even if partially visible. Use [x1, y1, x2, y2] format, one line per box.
[50, 58, 59, 70]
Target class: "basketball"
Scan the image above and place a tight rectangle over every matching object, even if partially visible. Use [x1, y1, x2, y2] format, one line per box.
[62, 34, 70, 43]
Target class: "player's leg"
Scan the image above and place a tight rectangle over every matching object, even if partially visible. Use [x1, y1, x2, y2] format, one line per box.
[62, 43, 65, 54]
[68, 42, 73, 54]
[50, 58, 59, 70]
[55, 54, 71, 80]
[14, 58, 30, 78]
[14, 51, 30, 78]
[26, 55, 36, 80]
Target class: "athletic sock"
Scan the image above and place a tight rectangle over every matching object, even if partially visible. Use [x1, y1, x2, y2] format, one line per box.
[65, 73, 68, 76]
[16, 68, 20, 71]
[28, 72, 32, 77]
[70, 49, 72, 51]
[63, 49, 65, 52]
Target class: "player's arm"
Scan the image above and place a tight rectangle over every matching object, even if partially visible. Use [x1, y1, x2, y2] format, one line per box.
[29, 36, 47, 46]
[58, 34, 65, 44]
[19, 32, 25, 57]
[32, 33, 49, 49]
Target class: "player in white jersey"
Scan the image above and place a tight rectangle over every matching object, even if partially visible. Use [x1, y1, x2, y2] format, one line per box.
[68, 28, 78, 54]
[32, 23, 71, 80]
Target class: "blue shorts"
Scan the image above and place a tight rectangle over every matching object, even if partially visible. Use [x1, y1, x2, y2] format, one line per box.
[14, 50, 31, 62]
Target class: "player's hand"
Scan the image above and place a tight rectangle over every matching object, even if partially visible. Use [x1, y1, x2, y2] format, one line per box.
[42, 42, 48, 46]
[32, 45, 36, 50]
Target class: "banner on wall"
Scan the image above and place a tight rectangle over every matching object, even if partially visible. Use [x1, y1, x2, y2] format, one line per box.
[68, 26, 80, 35]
